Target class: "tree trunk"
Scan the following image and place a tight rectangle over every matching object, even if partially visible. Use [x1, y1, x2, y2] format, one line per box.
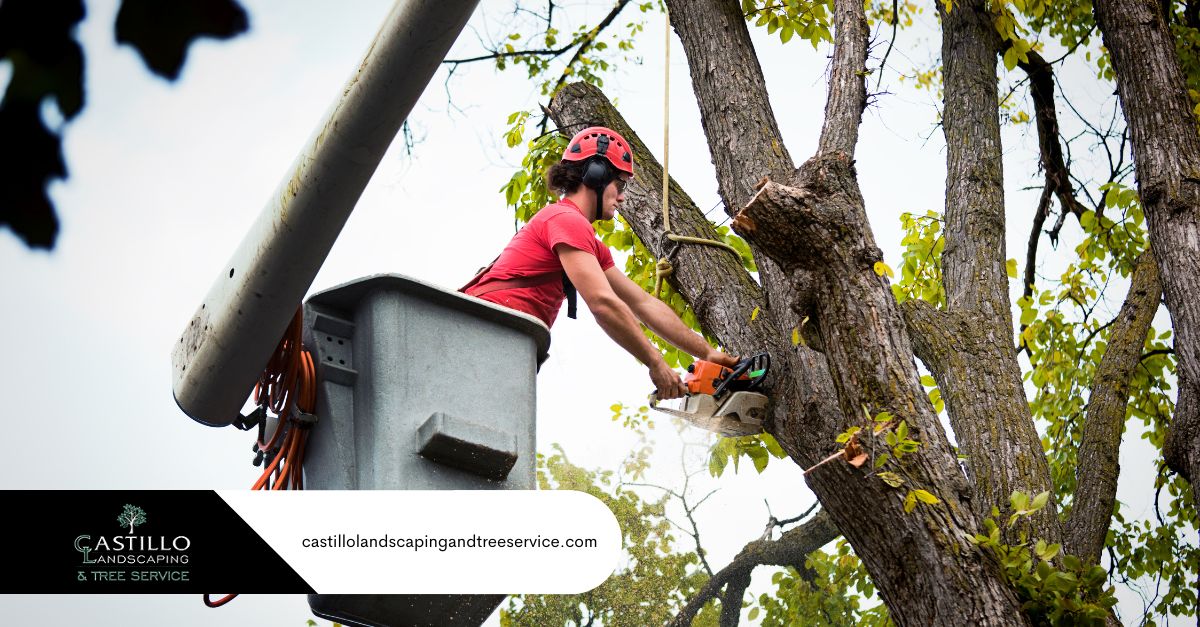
[550, 0, 1034, 620]
[909, 0, 1062, 543]
[1092, 0, 1200, 520]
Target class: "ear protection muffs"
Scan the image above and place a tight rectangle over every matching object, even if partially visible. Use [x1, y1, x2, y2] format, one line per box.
[580, 135, 614, 192]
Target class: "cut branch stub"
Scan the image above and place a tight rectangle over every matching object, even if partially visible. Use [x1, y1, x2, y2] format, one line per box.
[734, 156, 862, 272]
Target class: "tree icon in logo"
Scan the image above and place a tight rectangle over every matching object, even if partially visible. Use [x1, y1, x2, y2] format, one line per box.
[117, 504, 147, 534]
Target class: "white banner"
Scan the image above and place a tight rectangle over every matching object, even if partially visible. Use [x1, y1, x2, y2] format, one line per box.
[216, 490, 621, 593]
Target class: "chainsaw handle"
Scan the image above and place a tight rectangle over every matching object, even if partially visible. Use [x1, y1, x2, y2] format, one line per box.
[712, 352, 770, 398]
[648, 390, 690, 407]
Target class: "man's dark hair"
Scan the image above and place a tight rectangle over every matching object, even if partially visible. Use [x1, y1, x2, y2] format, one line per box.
[545, 160, 588, 194]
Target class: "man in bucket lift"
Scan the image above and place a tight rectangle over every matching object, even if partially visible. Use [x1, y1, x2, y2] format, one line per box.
[462, 126, 736, 400]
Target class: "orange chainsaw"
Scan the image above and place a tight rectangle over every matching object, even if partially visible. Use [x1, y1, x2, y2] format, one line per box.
[649, 352, 770, 437]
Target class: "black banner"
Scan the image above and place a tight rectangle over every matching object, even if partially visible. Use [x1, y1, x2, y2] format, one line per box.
[0, 490, 314, 593]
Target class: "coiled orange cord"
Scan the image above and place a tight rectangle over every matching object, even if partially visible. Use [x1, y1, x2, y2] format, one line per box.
[250, 308, 317, 491]
[208, 310, 318, 609]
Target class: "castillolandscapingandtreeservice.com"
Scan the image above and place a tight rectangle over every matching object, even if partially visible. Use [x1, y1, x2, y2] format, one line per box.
[301, 534, 598, 551]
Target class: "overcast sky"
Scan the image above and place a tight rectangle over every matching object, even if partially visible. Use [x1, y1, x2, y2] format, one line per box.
[0, 0, 1187, 624]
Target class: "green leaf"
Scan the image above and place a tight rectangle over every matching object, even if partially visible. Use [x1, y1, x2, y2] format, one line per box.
[762, 434, 786, 458]
[1038, 542, 1061, 562]
[750, 306, 760, 321]
[912, 488, 940, 505]
[1030, 490, 1050, 512]
[1006, 258, 1018, 278]
[1003, 48, 1018, 71]
[874, 261, 895, 278]
[878, 471, 905, 487]
[750, 447, 769, 473]
[904, 491, 918, 513]
[709, 451, 726, 477]
[1010, 490, 1029, 512]
[836, 426, 860, 443]
[920, 375, 937, 387]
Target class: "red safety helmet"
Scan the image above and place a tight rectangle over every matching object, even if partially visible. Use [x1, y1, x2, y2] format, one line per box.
[562, 126, 634, 175]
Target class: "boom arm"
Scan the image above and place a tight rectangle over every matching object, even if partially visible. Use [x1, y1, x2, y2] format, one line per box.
[171, 0, 481, 426]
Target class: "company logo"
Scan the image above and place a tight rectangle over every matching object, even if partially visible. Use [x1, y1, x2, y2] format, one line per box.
[74, 504, 192, 584]
[118, 504, 147, 533]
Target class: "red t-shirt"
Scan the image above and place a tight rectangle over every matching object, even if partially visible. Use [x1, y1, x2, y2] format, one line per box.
[467, 199, 615, 327]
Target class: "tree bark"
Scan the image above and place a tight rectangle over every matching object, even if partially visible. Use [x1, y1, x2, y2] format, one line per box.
[549, 83, 845, 458]
[619, 0, 1028, 622]
[1092, 0, 1200, 515]
[1066, 250, 1162, 564]
[736, 153, 1028, 627]
[552, 0, 1053, 619]
[918, 0, 1063, 543]
[670, 509, 840, 627]
[664, 0, 800, 351]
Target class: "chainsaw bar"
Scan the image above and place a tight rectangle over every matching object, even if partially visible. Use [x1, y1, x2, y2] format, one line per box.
[649, 391, 767, 437]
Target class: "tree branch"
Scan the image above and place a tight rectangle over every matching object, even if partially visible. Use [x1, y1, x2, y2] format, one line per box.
[1066, 250, 1162, 564]
[1016, 49, 1089, 312]
[444, 0, 628, 69]
[720, 571, 751, 627]
[547, 82, 765, 354]
[1094, 0, 1200, 514]
[818, 0, 870, 157]
[1017, 50, 1090, 226]
[627, 461, 720, 577]
[874, 0, 900, 92]
[546, 82, 845, 463]
[663, 0, 806, 383]
[670, 509, 840, 627]
[547, 0, 631, 99]
[935, 0, 1060, 540]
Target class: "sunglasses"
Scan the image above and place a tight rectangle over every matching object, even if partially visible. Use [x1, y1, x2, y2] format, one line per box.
[613, 177, 630, 192]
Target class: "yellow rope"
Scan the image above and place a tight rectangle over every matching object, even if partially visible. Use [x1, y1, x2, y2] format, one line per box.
[653, 8, 741, 300]
[662, 5, 671, 234]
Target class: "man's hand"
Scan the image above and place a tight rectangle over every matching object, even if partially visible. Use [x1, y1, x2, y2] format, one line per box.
[650, 362, 688, 400]
[704, 349, 739, 369]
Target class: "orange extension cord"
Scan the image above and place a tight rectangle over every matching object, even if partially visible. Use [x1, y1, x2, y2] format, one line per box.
[251, 307, 317, 491]
[206, 308, 318, 610]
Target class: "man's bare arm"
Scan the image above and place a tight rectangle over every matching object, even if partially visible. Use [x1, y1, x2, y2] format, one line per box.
[557, 246, 687, 399]
[605, 267, 737, 367]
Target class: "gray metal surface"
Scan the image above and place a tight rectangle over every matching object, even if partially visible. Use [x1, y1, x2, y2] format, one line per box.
[417, 412, 519, 481]
[301, 273, 549, 491]
[308, 594, 506, 627]
[171, 0, 482, 427]
[303, 274, 548, 626]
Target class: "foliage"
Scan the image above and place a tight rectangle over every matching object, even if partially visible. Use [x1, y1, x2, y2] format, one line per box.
[1019, 186, 1198, 621]
[707, 432, 787, 476]
[502, 443, 720, 626]
[0, 0, 248, 249]
[752, 539, 891, 627]
[832, 410, 943, 513]
[740, 0, 834, 48]
[891, 210, 946, 308]
[479, 0, 1199, 623]
[968, 491, 1119, 626]
[117, 504, 147, 532]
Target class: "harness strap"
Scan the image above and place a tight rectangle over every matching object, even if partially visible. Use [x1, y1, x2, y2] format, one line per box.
[461, 266, 578, 320]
